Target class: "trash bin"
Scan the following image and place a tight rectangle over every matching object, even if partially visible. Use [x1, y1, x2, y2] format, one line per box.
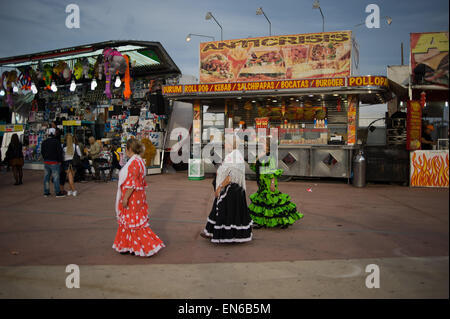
[188, 158, 204, 180]
[352, 150, 366, 187]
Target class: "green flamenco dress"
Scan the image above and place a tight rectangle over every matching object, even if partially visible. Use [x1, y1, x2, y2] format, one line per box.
[249, 154, 303, 228]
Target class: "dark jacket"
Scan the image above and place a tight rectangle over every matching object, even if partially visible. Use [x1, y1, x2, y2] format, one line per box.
[41, 137, 63, 163]
[6, 142, 23, 160]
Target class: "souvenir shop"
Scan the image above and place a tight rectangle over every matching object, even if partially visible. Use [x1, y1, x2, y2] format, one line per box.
[0, 40, 181, 173]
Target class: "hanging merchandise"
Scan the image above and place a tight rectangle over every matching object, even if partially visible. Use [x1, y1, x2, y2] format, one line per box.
[73, 59, 84, 80]
[94, 55, 104, 80]
[43, 64, 53, 90]
[18, 66, 33, 90]
[103, 47, 127, 99]
[123, 54, 132, 99]
[81, 58, 93, 79]
[6, 71, 18, 107]
[53, 61, 71, 83]
[337, 98, 342, 112]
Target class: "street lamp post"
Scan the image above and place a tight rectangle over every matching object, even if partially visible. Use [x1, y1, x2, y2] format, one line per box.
[256, 7, 271, 36]
[186, 34, 215, 42]
[205, 12, 223, 41]
[312, 0, 325, 33]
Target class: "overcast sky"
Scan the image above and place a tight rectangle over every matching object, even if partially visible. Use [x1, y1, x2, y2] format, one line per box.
[0, 0, 448, 116]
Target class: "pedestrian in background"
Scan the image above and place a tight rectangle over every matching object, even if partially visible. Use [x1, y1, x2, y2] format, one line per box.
[63, 133, 82, 196]
[5, 133, 24, 185]
[41, 128, 65, 197]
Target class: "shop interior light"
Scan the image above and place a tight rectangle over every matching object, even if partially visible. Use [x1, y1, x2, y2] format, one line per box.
[31, 82, 38, 94]
[0, 89, 5, 96]
[12, 84, 18, 93]
[272, 99, 277, 102]
[252, 100, 256, 103]
[50, 81, 57, 92]
[114, 76, 121, 88]
[308, 94, 314, 97]
[295, 99, 299, 102]
[69, 80, 76, 92]
[91, 79, 97, 91]
[445, 101, 448, 107]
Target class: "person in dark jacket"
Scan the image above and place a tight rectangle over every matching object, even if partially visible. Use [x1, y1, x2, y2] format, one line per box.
[41, 128, 65, 197]
[5, 133, 24, 185]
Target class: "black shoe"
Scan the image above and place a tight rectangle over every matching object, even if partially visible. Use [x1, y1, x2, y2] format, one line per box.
[14, 182, 20, 186]
[56, 192, 66, 198]
[253, 224, 263, 229]
[44, 193, 51, 197]
[281, 224, 289, 229]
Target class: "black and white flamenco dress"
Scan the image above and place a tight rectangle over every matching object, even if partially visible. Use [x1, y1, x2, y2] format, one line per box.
[203, 149, 253, 243]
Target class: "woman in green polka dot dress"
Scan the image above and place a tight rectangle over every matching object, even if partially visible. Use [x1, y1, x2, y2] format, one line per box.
[248, 139, 303, 229]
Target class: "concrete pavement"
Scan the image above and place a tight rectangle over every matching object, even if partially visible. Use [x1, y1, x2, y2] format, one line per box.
[0, 169, 448, 298]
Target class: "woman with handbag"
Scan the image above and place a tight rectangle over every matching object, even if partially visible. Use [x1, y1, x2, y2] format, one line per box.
[5, 134, 24, 185]
[63, 133, 82, 196]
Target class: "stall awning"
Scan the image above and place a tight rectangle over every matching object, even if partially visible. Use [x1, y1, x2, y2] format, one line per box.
[0, 40, 181, 77]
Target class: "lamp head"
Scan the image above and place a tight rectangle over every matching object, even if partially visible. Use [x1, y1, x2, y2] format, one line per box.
[385, 16, 392, 25]
[312, 0, 321, 9]
[256, 7, 263, 15]
[186, 34, 192, 42]
[205, 12, 212, 20]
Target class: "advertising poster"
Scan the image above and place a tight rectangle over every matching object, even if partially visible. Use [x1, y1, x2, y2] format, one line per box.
[410, 32, 449, 87]
[199, 31, 352, 83]
[406, 100, 422, 150]
[347, 95, 357, 145]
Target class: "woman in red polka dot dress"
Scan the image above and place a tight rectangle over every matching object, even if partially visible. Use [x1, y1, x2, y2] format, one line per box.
[112, 139, 165, 257]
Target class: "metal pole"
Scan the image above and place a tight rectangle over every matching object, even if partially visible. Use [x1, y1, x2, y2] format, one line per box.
[211, 15, 223, 40]
[262, 11, 271, 36]
[319, 7, 324, 32]
[401, 42, 404, 65]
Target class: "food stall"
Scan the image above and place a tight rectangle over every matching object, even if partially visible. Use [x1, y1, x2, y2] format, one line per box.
[162, 31, 394, 180]
[0, 40, 181, 173]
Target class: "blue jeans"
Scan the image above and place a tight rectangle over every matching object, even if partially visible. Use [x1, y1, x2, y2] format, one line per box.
[44, 163, 61, 195]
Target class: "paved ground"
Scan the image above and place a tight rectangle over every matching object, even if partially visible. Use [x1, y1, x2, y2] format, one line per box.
[0, 169, 448, 298]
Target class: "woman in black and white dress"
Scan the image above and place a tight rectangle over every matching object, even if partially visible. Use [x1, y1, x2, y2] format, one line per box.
[201, 140, 252, 243]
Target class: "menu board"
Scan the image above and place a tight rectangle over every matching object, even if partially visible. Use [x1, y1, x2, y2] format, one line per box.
[406, 100, 422, 150]
[199, 31, 352, 83]
[410, 32, 449, 87]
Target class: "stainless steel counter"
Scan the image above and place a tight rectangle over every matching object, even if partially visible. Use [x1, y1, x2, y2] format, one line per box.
[203, 143, 356, 179]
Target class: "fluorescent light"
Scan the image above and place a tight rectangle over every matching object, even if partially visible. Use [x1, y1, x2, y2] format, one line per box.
[445, 101, 448, 107]
[114, 76, 121, 88]
[12, 84, 18, 93]
[31, 83, 38, 94]
[0, 89, 5, 96]
[70, 80, 76, 92]
[51, 81, 57, 92]
[91, 79, 97, 91]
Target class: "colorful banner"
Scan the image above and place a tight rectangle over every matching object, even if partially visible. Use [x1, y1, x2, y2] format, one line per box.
[162, 76, 388, 95]
[347, 95, 357, 145]
[199, 31, 352, 83]
[406, 100, 422, 150]
[410, 32, 449, 87]
[410, 150, 449, 187]
[255, 117, 269, 128]
[0, 124, 23, 132]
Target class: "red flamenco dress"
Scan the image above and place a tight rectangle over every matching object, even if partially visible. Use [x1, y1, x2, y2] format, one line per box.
[112, 155, 165, 257]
